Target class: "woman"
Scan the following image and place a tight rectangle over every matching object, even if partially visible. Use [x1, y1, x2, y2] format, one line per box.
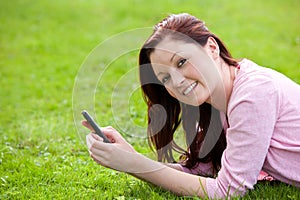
[83, 13, 300, 198]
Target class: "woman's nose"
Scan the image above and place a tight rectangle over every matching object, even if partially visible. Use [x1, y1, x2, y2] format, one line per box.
[171, 70, 185, 87]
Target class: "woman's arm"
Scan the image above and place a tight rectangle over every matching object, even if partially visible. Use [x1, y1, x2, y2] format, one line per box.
[133, 156, 207, 197]
[85, 129, 208, 198]
[165, 163, 184, 171]
[204, 70, 280, 198]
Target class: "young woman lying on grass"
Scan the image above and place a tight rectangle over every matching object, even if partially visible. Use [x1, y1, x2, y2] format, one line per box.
[82, 13, 300, 198]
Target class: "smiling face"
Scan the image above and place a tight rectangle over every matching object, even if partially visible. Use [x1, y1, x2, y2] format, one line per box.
[150, 37, 223, 106]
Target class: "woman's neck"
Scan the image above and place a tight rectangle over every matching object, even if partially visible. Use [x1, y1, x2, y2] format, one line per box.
[208, 60, 237, 113]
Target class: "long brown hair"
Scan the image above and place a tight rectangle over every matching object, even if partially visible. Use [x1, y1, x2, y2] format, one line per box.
[139, 13, 238, 174]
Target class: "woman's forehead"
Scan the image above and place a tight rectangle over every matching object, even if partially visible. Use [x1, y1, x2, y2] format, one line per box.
[154, 37, 186, 53]
[150, 39, 200, 63]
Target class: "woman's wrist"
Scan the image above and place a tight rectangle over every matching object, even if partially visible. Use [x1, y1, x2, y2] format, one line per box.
[126, 154, 207, 198]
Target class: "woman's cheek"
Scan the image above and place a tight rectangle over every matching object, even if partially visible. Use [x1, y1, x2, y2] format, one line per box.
[166, 87, 176, 98]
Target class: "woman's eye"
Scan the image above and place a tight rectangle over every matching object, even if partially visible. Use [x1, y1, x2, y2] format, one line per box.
[177, 58, 187, 68]
[161, 75, 170, 84]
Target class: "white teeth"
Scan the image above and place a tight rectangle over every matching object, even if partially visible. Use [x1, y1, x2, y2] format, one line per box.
[183, 82, 197, 95]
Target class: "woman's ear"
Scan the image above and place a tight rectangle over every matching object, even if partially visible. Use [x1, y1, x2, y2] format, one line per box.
[205, 37, 220, 60]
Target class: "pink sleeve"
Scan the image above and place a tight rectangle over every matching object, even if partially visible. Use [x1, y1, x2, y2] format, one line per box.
[206, 75, 279, 198]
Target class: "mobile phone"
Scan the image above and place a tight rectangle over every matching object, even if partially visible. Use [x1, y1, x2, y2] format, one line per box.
[81, 110, 111, 143]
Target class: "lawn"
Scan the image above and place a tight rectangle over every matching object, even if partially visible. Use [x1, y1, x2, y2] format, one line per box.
[1, 0, 300, 199]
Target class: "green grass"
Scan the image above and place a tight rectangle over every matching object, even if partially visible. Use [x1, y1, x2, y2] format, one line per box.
[1, 0, 300, 199]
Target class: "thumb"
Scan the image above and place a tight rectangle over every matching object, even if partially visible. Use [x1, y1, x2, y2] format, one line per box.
[82, 120, 94, 131]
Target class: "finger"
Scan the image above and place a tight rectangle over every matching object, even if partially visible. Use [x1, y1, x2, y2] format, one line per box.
[89, 146, 111, 167]
[90, 146, 107, 158]
[91, 154, 108, 167]
[103, 126, 123, 137]
[87, 133, 110, 152]
[101, 127, 123, 143]
[91, 133, 104, 142]
[86, 134, 94, 149]
[82, 120, 94, 131]
[86, 133, 103, 151]
[86, 134, 108, 166]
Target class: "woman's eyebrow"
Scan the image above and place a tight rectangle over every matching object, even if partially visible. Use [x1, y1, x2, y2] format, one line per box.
[170, 51, 181, 62]
[157, 71, 165, 77]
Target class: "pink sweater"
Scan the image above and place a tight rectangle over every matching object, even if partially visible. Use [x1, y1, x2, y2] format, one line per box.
[182, 59, 300, 198]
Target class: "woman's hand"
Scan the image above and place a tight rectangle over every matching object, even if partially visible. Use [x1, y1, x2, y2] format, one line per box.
[82, 121, 138, 172]
[82, 122, 207, 198]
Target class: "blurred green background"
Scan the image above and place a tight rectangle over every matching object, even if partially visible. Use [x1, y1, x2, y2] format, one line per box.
[0, 0, 299, 199]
